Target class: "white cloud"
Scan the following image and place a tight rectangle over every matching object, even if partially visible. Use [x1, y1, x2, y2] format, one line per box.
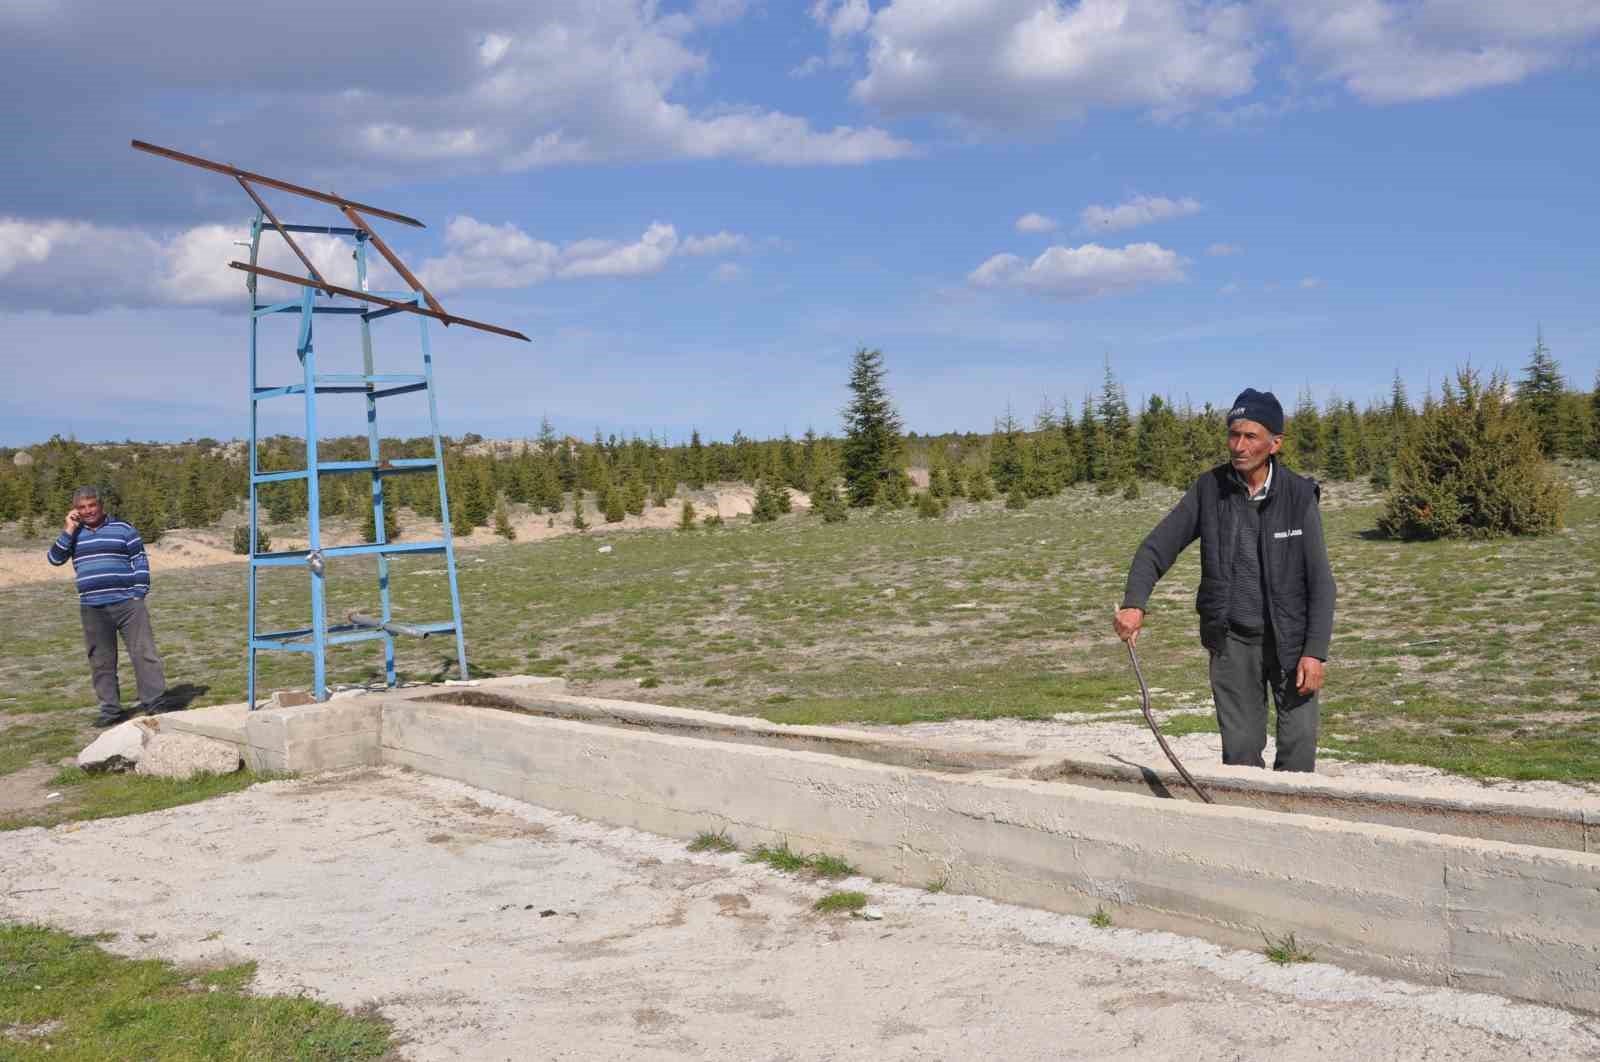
[0, 1, 913, 181]
[850, 0, 1260, 129]
[811, 0, 872, 41]
[682, 231, 750, 256]
[713, 262, 745, 282]
[968, 241, 1187, 299]
[0, 211, 746, 311]
[1015, 212, 1059, 234]
[818, 0, 1600, 136]
[1300, 275, 1323, 288]
[1079, 195, 1202, 232]
[1272, 0, 1600, 103]
[1207, 242, 1244, 256]
[790, 55, 826, 77]
[0, 216, 404, 312]
[418, 216, 749, 291]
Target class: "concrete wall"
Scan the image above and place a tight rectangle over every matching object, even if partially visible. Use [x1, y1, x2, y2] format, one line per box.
[381, 699, 1600, 1013]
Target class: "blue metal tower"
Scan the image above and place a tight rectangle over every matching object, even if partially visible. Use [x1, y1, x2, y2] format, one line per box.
[133, 140, 529, 707]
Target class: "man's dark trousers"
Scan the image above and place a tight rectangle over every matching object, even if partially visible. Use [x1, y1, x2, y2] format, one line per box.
[1208, 627, 1318, 771]
[80, 598, 166, 715]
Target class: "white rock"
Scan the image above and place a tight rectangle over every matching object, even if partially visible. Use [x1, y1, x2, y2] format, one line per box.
[77, 719, 151, 772]
[137, 732, 243, 780]
[597, 545, 613, 554]
[860, 906, 885, 921]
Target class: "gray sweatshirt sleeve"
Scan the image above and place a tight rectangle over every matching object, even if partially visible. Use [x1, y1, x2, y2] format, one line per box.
[1121, 483, 1201, 611]
[1299, 496, 1336, 661]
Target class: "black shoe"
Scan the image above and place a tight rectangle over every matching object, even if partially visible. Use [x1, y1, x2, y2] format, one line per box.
[93, 711, 129, 728]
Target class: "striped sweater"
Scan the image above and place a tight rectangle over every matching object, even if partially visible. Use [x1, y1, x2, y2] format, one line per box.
[46, 519, 152, 606]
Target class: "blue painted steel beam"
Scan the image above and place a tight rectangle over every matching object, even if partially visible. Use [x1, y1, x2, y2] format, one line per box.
[251, 469, 310, 484]
[253, 304, 368, 317]
[250, 460, 435, 485]
[277, 224, 363, 236]
[249, 540, 449, 566]
[369, 382, 430, 400]
[316, 373, 427, 384]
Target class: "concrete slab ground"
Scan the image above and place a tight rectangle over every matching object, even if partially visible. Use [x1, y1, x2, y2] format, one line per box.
[3, 769, 1598, 1061]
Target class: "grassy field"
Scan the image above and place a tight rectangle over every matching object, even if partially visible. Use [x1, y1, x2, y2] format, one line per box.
[0, 924, 391, 1060]
[2, 461, 1597, 783]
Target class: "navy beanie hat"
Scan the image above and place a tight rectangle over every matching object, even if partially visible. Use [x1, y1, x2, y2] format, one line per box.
[1226, 388, 1285, 435]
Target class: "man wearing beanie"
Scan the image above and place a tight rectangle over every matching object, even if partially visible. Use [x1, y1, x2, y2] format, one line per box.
[1113, 388, 1336, 771]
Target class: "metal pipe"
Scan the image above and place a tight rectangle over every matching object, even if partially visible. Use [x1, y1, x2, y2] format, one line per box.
[347, 610, 434, 639]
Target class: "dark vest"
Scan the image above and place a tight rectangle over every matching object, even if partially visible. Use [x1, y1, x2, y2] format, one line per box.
[1192, 458, 1322, 672]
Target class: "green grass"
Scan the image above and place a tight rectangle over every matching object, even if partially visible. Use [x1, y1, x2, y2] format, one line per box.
[812, 890, 868, 914]
[0, 769, 275, 832]
[746, 841, 856, 880]
[0, 723, 80, 779]
[0, 923, 391, 1060]
[1089, 904, 1113, 929]
[687, 829, 737, 853]
[2, 463, 1597, 784]
[1261, 928, 1317, 966]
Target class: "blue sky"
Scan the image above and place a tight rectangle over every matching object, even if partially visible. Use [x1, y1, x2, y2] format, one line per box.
[2, 0, 1597, 446]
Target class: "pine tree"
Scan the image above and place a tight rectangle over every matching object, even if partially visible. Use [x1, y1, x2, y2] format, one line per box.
[624, 470, 647, 516]
[751, 478, 783, 523]
[1078, 392, 1103, 484]
[812, 478, 848, 523]
[1097, 362, 1134, 492]
[493, 494, 516, 540]
[450, 491, 474, 537]
[915, 490, 944, 519]
[602, 484, 625, 523]
[1379, 367, 1567, 540]
[989, 409, 1026, 494]
[571, 490, 589, 532]
[840, 347, 905, 507]
[1514, 328, 1564, 456]
[1005, 484, 1028, 510]
[687, 430, 707, 490]
[1590, 369, 1600, 460]
[1289, 387, 1323, 472]
[360, 498, 400, 542]
[178, 454, 211, 528]
[677, 498, 697, 531]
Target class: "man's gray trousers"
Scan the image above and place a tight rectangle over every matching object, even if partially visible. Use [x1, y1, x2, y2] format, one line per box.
[1207, 628, 1318, 772]
[80, 597, 166, 714]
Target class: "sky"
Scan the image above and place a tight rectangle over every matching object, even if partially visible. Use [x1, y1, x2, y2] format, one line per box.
[2, 0, 1598, 446]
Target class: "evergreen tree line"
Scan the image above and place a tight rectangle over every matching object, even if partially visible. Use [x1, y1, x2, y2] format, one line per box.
[2, 336, 1594, 542]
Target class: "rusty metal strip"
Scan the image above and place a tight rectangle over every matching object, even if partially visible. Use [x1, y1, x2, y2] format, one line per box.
[340, 206, 449, 321]
[237, 177, 332, 295]
[131, 139, 425, 228]
[228, 261, 529, 342]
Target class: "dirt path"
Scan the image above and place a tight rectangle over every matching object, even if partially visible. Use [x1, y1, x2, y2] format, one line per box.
[3, 768, 1596, 1061]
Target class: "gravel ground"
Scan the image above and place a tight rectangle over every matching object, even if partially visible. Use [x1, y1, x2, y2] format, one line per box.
[4, 767, 1599, 1061]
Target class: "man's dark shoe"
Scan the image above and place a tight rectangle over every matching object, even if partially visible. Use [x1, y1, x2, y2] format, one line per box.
[93, 711, 129, 728]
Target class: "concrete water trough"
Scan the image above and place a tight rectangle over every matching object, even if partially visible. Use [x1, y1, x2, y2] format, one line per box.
[162, 675, 1600, 1014]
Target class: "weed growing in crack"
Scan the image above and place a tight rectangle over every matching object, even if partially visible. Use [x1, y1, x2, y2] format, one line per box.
[687, 830, 737, 853]
[747, 841, 856, 879]
[1261, 928, 1317, 965]
[813, 890, 868, 914]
